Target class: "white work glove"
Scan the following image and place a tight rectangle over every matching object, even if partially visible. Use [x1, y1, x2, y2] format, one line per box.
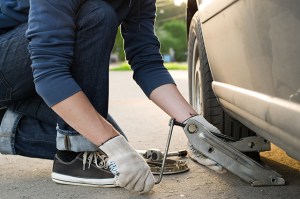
[184, 115, 225, 173]
[187, 115, 222, 134]
[99, 135, 155, 193]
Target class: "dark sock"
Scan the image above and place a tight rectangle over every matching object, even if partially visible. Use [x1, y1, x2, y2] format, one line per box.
[56, 150, 79, 162]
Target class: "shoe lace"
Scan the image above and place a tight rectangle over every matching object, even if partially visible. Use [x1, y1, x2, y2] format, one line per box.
[82, 151, 109, 170]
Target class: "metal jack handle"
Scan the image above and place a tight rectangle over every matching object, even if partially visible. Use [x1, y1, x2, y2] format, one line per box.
[155, 119, 176, 184]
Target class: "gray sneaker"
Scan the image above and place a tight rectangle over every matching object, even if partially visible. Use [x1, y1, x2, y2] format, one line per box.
[52, 151, 116, 187]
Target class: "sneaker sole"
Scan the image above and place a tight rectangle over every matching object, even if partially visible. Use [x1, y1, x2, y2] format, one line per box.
[51, 172, 117, 188]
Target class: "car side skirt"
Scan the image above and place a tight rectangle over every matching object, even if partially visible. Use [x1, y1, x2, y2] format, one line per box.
[213, 81, 300, 161]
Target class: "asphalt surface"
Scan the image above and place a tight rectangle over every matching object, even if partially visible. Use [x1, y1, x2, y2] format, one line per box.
[0, 71, 300, 199]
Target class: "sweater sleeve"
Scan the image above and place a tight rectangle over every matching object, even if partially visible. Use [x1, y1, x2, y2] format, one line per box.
[26, 0, 82, 107]
[0, 0, 29, 28]
[121, 0, 175, 98]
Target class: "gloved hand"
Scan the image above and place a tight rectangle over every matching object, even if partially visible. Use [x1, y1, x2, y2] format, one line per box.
[99, 135, 155, 193]
[185, 115, 221, 134]
[187, 141, 224, 172]
[184, 115, 225, 173]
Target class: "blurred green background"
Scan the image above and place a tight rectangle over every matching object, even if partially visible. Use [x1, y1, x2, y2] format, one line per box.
[111, 0, 187, 68]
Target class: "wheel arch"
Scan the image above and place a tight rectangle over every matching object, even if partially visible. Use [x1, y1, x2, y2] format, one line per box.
[187, 8, 257, 140]
[186, 0, 199, 37]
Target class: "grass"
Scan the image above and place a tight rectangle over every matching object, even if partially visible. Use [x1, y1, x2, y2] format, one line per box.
[110, 62, 187, 71]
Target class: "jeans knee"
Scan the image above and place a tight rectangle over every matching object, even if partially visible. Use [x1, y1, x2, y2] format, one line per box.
[0, 71, 12, 106]
[76, 0, 118, 35]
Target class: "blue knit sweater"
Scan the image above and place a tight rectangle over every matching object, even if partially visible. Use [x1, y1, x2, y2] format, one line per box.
[1, 0, 174, 106]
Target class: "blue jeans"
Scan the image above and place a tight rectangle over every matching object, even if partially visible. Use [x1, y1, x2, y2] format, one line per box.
[0, 0, 123, 159]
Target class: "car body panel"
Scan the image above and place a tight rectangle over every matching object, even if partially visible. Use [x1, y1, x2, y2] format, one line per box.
[213, 81, 300, 160]
[192, 0, 300, 159]
[198, 0, 238, 23]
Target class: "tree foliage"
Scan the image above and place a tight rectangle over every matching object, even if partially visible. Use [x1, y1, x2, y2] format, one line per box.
[112, 1, 187, 62]
[112, 28, 125, 61]
[156, 20, 187, 61]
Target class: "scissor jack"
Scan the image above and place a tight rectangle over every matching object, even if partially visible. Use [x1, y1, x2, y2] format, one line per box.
[155, 118, 285, 186]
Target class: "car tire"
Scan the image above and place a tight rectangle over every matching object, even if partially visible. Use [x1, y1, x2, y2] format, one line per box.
[188, 11, 256, 141]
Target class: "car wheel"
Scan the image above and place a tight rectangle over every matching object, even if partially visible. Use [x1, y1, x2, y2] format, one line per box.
[188, 12, 256, 141]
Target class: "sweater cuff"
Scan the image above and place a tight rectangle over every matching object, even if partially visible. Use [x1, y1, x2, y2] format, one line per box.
[134, 67, 176, 98]
[35, 76, 82, 107]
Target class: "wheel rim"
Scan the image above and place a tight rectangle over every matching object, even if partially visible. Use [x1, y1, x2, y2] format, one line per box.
[191, 38, 203, 114]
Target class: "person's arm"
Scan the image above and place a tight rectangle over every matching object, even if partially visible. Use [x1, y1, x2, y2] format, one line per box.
[26, 0, 118, 145]
[52, 91, 119, 146]
[149, 84, 197, 123]
[121, 0, 196, 122]
[121, 0, 175, 98]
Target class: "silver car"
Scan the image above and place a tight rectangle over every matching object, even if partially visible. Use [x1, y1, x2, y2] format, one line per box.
[187, 0, 300, 160]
